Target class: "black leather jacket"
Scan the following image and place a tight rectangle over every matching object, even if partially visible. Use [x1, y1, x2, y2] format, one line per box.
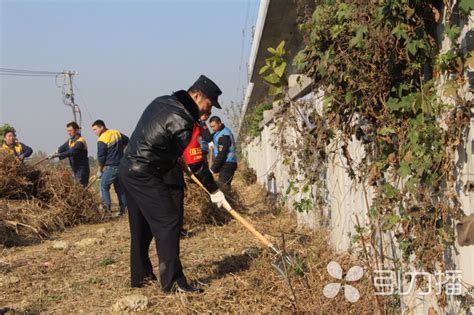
[123, 90, 218, 192]
[124, 90, 199, 172]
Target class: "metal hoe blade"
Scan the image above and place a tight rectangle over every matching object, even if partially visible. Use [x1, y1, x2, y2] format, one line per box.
[269, 244, 298, 278]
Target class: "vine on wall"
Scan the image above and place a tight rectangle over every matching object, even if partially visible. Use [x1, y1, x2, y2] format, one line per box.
[256, 0, 473, 308]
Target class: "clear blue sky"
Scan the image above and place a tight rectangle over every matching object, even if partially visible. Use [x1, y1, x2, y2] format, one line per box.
[0, 0, 259, 156]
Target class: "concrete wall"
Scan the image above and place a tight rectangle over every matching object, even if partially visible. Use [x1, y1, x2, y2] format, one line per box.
[241, 3, 473, 313]
[243, 92, 473, 313]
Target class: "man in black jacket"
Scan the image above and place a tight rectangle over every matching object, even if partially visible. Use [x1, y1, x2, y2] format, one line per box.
[119, 75, 229, 293]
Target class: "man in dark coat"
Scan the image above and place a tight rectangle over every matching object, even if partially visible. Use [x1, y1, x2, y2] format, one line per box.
[50, 121, 90, 187]
[119, 75, 229, 293]
[209, 116, 238, 186]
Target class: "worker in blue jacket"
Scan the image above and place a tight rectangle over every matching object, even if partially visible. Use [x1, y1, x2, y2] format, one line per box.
[92, 119, 129, 215]
[1, 130, 33, 161]
[209, 116, 238, 186]
[50, 121, 90, 187]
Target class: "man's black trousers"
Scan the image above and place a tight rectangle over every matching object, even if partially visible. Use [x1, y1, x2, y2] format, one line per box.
[218, 162, 238, 186]
[119, 166, 185, 290]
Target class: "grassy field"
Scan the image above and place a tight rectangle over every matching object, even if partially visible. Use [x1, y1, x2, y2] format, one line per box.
[1, 174, 378, 313]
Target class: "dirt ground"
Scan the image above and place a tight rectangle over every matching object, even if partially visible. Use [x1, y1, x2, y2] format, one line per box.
[0, 174, 380, 313]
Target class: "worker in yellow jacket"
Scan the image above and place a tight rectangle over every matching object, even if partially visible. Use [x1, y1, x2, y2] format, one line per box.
[1, 130, 33, 161]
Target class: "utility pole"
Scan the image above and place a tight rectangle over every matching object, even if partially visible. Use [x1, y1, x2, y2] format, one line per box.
[61, 70, 82, 128]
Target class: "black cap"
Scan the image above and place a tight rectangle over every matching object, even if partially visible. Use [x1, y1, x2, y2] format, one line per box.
[191, 75, 222, 109]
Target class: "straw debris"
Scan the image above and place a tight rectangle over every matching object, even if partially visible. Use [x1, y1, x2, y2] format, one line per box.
[0, 152, 100, 246]
[1, 175, 380, 313]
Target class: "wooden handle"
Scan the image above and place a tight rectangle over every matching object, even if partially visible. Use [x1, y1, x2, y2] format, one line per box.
[85, 175, 98, 190]
[31, 156, 49, 167]
[223, 204, 273, 248]
[180, 163, 274, 249]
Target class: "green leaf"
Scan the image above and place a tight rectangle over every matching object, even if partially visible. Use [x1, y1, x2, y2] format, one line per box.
[286, 181, 294, 195]
[445, 24, 461, 44]
[387, 97, 402, 112]
[267, 47, 277, 55]
[330, 24, 345, 39]
[335, 3, 352, 21]
[383, 214, 401, 231]
[276, 40, 286, 56]
[274, 61, 287, 78]
[344, 92, 353, 103]
[383, 184, 398, 199]
[259, 64, 270, 75]
[379, 127, 396, 136]
[392, 24, 408, 40]
[459, 0, 474, 14]
[406, 177, 419, 194]
[398, 161, 411, 179]
[406, 41, 418, 56]
[399, 240, 411, 254]
[443, 80, 458, 97]
[292, 50, 306, 70]
[349, 26, 368, 48]
[268, 85, 283, 96]
[302, 184, 310, 193]
[264, 73, 280, 84]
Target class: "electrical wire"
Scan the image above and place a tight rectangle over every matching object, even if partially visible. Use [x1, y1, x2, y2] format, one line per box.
[0, 72, 58, 77]
[0, 67, 61, 75]
[73, 82, 94, 123]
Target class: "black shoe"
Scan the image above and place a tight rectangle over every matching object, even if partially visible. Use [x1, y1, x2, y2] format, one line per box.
[131, 273, 157, 288]
[165, 281, 204, 294]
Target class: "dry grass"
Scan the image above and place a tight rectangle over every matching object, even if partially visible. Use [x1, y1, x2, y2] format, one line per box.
[0, 152, 100, 246]
[183, 177, 230, 229]
[0, 171, 388, 313]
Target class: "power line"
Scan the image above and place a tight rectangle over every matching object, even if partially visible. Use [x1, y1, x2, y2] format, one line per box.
[0, 72, 58, 77]
[0, 67, 61, 75]
[0, 67, 61, 74]
[73, 82, 94, 123]
[1, 67, 83, 127]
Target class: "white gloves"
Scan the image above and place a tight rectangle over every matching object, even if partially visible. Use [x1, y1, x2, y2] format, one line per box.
[96, 170, 103, 178]
[47, 153, 60, 160]
[210, 189, 231, 210]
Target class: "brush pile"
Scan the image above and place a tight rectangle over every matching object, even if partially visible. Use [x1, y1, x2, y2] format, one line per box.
[0, 152, 100, 246]
[183, 177, 236, 229]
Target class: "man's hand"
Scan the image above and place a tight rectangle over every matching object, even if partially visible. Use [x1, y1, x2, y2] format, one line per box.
[210, 189, 230, 209]
[96, 170, 103, 179]
[17, 153, 25, 161]
[47, 153, 60, 160]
